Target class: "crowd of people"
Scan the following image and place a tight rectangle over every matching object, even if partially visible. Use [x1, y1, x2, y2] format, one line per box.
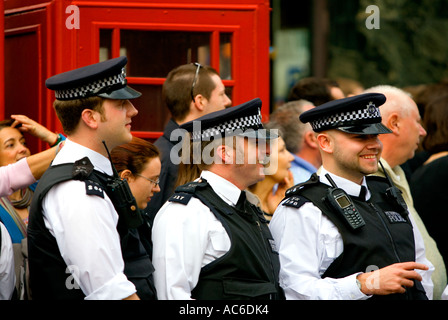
[0, 56, 447, 301]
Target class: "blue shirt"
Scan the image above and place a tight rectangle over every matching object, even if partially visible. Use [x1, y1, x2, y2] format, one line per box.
[290, 154, 316, 185]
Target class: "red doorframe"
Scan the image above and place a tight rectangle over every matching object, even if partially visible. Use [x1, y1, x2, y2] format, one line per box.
[0, 0, 4, 116]
[3, 0, 271, 150]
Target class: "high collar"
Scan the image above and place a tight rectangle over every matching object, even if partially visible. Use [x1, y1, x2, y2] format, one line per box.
[52, 138, 113, 176]
[318, 167, 371, 200]
[200, 170, 243, 207]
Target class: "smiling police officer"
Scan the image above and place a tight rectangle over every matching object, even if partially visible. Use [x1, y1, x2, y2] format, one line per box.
[269, 93, 434, 300]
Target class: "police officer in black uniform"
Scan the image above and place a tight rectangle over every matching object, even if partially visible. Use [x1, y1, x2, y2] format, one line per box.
[269, 93, 433, 300]
[152, 98, 284, 300]
[28, 57, 156, 299]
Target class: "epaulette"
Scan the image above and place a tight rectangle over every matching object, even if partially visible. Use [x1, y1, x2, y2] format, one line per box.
[71, 157, 105, 198]
[282, 195, 309, 208]
[85, 179, 105, 198]
[168, 192, 193, 205]
[174, 179, 209, 194]
[72, 157, 94, 180]
[284, 173, 320, 197]
[168, 179, 209, 205]
[281, 173, 320, 208]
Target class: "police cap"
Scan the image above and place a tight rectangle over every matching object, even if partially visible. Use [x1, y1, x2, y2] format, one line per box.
[299, 93, 392, 135]
[180, 98, 278, 141]
[46, 56, 141, 101]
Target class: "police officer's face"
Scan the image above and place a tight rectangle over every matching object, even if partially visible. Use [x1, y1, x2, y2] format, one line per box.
[322, 130, 383, 183]
[0, 127, 31, 166]
[233, 136, 270, 187]
[100, 99, 138, 148]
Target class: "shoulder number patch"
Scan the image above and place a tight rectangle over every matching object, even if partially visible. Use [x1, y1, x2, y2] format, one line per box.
[85, 180, 104, 198]
[282, 196, 308, 208]
[168, 192, 193, 205]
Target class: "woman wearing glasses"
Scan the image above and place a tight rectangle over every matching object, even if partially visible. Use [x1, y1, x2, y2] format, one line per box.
[111, 136, 161, 210]
[110, 136, 161, 299]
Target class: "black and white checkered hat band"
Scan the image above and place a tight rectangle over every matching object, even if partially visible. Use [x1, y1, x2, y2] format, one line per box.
[54, 67, 127, 100]
[310, 102, 382, 131]
[192, 113, 262, 140]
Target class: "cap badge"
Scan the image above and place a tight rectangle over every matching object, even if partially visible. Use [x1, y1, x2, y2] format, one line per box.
[367, 101, 376, 115]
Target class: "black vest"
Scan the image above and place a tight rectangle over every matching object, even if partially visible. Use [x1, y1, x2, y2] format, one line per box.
[27, 158, 156, 300]
[283, 174, 427, 300]
[169, 180, 284, 300]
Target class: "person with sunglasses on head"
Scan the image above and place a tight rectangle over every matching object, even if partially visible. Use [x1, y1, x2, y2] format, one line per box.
[146, 63, 232, 225]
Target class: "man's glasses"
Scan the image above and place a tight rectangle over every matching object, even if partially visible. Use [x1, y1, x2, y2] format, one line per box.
[190, 62, 202, 102]
[136, 173, 160, 187]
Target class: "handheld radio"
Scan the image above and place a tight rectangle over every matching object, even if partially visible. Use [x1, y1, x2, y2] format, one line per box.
[324, 174, 365, 230]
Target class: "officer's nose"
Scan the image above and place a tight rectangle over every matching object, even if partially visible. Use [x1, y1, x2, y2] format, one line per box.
[126, 100, 138, 118]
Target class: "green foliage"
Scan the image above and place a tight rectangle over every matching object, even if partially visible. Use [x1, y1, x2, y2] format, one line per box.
[327, 0, 448, 88]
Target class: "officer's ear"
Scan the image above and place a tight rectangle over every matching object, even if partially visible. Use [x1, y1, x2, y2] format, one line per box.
[316, 132, 334, 154]
[80, 109, 99, 129]
[216, 144, 233, 164]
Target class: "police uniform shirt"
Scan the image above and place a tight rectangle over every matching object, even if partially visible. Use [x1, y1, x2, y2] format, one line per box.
[268, 167, 434, 300]
[41, 139, 136, 299]
[152, 170, 237, 300]
[0, 222, 15, 299]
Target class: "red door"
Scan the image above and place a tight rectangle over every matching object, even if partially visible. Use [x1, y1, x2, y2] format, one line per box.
[4, 0, 270, 148]
[65, 0, 271, 140]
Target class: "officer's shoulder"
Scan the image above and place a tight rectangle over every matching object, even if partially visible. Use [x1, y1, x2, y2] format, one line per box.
[366, 175, 388, 182]
[281, 195, 310, 209]
[281, 174, 319, 208]
[84, 179, 105, 198]
[366, 175, 390, 189]
[168, 179, 208, 205]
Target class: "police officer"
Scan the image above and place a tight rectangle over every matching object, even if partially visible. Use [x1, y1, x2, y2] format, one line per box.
[152, 98, 284, 300]
[28, 57, 154, 299]
[269, 93, 433, 300]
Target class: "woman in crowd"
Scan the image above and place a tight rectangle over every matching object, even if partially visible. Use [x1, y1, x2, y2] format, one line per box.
[110, 136, 162, 299]
[0, 117, 62, 244]
[248, 127, 294, 221]
[410, 93, 448, 280]
[0, 115, 63, 299]
[110, 136, 161, 211]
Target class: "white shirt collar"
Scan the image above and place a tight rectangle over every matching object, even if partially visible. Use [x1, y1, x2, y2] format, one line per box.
[318, 167, 371, 200]
[52, 138, 113, 176]
[199, 170, 242, 206]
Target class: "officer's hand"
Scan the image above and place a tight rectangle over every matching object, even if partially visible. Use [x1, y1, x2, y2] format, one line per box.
[356, 261, 428, 295]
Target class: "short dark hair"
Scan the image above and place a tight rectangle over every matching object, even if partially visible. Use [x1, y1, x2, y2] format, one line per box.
[162, 64, 219, 122]
[287, 77, 340, 106]
[53, 96, 104, 135]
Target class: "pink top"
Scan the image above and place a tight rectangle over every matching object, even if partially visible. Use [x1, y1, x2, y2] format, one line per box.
[0, 158, 36, 197]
